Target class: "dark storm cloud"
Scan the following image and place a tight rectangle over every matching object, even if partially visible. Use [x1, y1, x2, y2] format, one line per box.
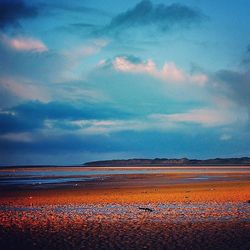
[0, 0, 38, 29]
[102, 0, 205, 35]
[0, 101, 132, 135]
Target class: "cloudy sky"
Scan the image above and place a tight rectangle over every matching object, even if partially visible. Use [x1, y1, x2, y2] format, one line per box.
[0, 0, 250, 165]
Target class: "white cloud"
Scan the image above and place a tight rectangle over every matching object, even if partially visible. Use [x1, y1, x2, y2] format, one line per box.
[0, 77, 50, 102]
[2, 35, 48, 52]
[112, 56, 208, 85]
[71, 119, 150, 135]
[150, 108, 248, 127]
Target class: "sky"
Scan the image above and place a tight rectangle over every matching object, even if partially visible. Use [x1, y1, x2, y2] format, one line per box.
[0, 0, 250, 165]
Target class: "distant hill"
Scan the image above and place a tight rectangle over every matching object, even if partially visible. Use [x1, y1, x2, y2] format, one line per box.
[83, 157, 250, 166]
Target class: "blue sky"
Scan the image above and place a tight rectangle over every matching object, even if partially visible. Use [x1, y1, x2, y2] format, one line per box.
[0, 0, 250, 165]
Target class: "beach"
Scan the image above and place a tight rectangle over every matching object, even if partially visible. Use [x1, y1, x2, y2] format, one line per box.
[0, 166, 249, 249]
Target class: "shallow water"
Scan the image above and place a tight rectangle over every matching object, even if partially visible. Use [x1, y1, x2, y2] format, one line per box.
[0, 177, 97, 185]
[0, 166, 249, 186]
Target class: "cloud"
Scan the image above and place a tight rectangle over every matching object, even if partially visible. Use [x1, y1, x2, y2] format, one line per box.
[0, 34, 109, 107]
[0, 34, 70, 84]
[63, 39, 109, 61]
[70, 119, 151, 135]
[209, 66, 250, 129]
[0, 110, 41, 134]
[2, 34, 48, 52]
[52, 106, 248, 136]
[81, 108, 246, 135]
[1, 100, 248, 165]
[0, 0, 38, 29]
[215, 69, 250, 109]
[0, 100, 132, 135]
[102, 0, 205, 36]
[107, 55, 208, 85]
[149, 108, 248, 127]
[89, 55, 217, 122]
[0, 77, 49, 102]
[12, 101, 131, 121]
[52, 81, 106, 103]
[4, 100, 241, 139]
[201, 44, 250, 127]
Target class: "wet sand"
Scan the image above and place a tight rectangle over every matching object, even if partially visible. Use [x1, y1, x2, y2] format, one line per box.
[0, 167, 249, 249]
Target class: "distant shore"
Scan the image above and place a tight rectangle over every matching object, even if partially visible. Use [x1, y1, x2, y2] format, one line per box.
[83, 156, 250, 167]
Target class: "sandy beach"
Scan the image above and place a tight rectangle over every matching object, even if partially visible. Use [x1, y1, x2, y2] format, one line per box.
[0, 167, 249, 249]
